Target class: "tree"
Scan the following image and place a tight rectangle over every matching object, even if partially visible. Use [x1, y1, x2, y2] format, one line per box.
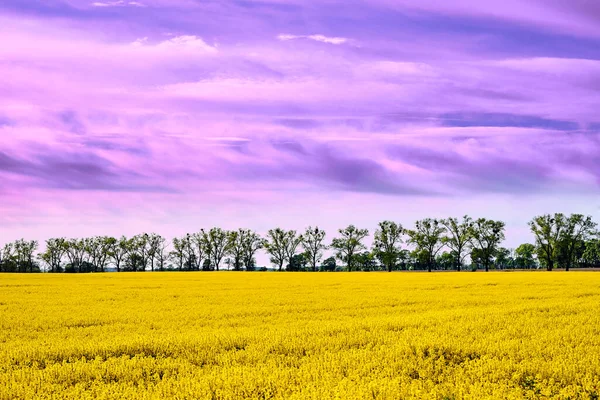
[227, 229, 246, 271]
[436, 252, 455, 270]
[321, 256, 337, 272]
[128, 234, 151, 272]
[330, 225, 369, 272]
[529, 214, 566, 271]
[397, 249, 411, 270]
[265, 228, 293, 271]
[64, 238, 86, 273]
[495, 247, 513, 270]
[190, 232, 206, 270]
[287, 253, 307, 271]
[469, 218, 505, 272]
[441, 216, 472, 271]
[146, 233, 164, 272]
[14, 239, 39, 273]
[515, 243, 536, 269]
[560, 214, 597, 271]
[0, 243, 15, 272]
[182, 234, 196, 270]
[39, 238, 67, 273]
[302, 227, 327, 272]
[406, 219, 446, 272]
[109, 236, 129, 273]
[470, 248, 484, 270]
[170, 236, 187, 271]
[372, 221, 404, 272]
[355, 251, 378, 271]
[154, 236, 169, 271]
[284, 232, 303, 271]
[202, 228, 228, 271]
[84, 236, 113, 272]
[242, 230, 263, 271]
[582, 239, 600, 268]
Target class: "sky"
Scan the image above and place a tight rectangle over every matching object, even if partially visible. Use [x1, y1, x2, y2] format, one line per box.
[1, 0, 600, 254]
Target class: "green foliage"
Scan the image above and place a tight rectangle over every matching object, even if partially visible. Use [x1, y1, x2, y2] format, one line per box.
[302, 226, 327, 272]
[441, 216, 472, 271]
[321, 256, 336, 272]
[264, 228, 301, 271]
[469, 218, 505, 272]
[529, 214, 597, 271]
[406, 219, 446, 272]
[372, 221, 404, 272]
[330, 225, 369, 272]
[355, 251, 378, 271]
[514, 243, 536, 269]
[287, 253, 307, 271]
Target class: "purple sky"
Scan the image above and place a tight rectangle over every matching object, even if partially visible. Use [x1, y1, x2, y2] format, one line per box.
[1, 0, 600, 251]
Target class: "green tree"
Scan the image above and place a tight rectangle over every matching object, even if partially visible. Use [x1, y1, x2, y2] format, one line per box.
[302, 227, 327, 272]
[514, 243, 536, 269]
[321, 256, 337, 272]
[469, 218, 505, 272]
[201, 228, 229, 271]
[226, 229, 246, 271]
[330, 225, 369, 272]
[39, 238, 67, 273]
[242, 230, 263, 271]
[64, 238, 87, 273]
[85, 236, 113, 272]
[146, 233, 164, 272]
[287, 253, 307, 271]
[560, 214, 597, 271]
[153, 235, 169, 271]
[355, 251, 378, 271]
[441, 216, 472, 271]
[406, 219, 446, 272]
[109, 236, 129, 273]
[436, 251, 455, 270]
[0, 243, 16, 272]
[495, 247, 513, 270]
[529, 214, 566, 271]
[14, 239, 39, 273]
[265, 228, 295, 271]
[581, 239, 600, 268]
[284, 232, 303, 271]
[372, 221, 404, 272]
[170, 236, 187, 271]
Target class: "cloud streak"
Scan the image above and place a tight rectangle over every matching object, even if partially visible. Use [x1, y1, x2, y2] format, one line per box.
[277, 34, 348, 45]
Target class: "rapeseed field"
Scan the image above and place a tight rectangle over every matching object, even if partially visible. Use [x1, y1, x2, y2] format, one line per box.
[1, 272, 599, 399]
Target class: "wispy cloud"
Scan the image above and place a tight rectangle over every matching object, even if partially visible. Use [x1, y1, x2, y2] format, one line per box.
[91, 1, 145, 7]
[277, 34, 348, 45]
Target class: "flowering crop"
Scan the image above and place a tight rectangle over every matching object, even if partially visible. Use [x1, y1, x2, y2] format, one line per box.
[1, 272, 599, 399]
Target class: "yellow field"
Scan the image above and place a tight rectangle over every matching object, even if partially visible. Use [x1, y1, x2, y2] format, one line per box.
[1, 273, 599, 399]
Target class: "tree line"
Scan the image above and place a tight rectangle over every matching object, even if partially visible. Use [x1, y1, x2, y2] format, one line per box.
[1, 213, 599, 273]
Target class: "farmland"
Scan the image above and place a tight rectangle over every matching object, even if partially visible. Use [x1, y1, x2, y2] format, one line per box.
[1, 272, 599, 399]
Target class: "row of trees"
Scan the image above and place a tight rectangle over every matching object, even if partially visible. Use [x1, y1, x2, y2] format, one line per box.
[1, 214, 598, 273]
